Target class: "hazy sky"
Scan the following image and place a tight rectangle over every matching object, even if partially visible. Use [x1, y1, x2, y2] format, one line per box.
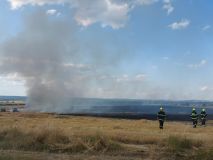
[0, 0, 213, 100]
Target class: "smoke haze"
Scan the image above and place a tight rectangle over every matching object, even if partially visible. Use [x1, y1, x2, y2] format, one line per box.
[0, 10, 139, 111]
[0, 11, 90, 111]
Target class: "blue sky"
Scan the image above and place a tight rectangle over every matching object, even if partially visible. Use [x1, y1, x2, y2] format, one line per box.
[0, 0, 213, 100]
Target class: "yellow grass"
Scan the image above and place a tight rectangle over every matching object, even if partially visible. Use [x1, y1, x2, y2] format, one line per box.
[0, 112, 212, 160]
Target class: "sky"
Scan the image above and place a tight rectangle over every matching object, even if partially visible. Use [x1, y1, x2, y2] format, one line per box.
[0, 0, 213, 101]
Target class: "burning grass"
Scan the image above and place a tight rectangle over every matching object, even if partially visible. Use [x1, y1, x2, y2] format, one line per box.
[0, 112, 212, 159]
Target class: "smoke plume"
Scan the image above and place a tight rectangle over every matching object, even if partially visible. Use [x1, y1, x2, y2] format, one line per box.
[0, 10, 135, 112]
[0, 11, 93, 111]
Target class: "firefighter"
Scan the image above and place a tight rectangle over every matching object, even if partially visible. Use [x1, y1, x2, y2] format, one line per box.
[200, 108, 207, 126]
[191, 108, 198, 128]
[157, 107, 166, 129]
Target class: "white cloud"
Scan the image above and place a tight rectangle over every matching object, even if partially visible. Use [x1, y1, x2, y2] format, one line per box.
[151, 65, 158, 69]
[89, 73, 149, 99]
[200, 86, 208, 92]
[8, 0, 62, 9]
[0, 73, 25, 86]
[116, 74, 129, 82]
[200, 59, 207, 65]
[0, 74, 26, 95]
[163, 0, 174, 15]
[46, 9, 61, 16]
[135, 0, 159, 5]
[8, 0, 158, 29]
[200, 86, 213, 92]
[74, 0, 130, 29]
[168, 19, 190, 30]
[0, 73, 24, 81]
[135, 74, 146, 81]
[162, 56, 169, 60]
[188, 59, 207, 69]
[98, 74, 146, 83]
[63, 63, 92, 70]
[202, 25, 211, 31]
[115, 74, 147, 82]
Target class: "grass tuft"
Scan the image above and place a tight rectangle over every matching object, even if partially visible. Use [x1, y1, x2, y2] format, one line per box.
[0, 127, 122, 153]
[188, 149, 213, 160]
[167, 136, 194, 152]
[82, 133, 122, 152]
[165, 136, 204, 159]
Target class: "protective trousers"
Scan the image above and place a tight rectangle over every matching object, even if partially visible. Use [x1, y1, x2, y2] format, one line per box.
[159, 120, 164, 129]
[201, 119, 206, 126]
[192, 120, 197, 128]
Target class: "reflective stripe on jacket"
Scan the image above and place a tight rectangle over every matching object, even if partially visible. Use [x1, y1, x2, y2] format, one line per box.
[191, 113, 198, 120]
[157, 111, 166, 121]
[200, 111, 207, 119]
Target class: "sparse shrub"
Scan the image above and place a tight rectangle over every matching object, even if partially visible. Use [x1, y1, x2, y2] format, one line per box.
[68, 141, 88, 153]
[107, 141, 122, 152]
[110, 134, 158, 145]
[186, 149, 213, 160]
[82, 133, 122, 152]
[34, 128, 70, 144]
[113, 126, 123, 129]
[167, 136, 193, 152]
[166, 135, 203, 159]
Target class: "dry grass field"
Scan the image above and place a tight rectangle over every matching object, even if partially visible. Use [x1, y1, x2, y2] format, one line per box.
[0, 112, 212, 160]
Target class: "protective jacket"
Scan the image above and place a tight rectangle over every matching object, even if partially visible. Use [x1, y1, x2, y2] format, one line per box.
[200, 111, 207, 120]
[191, 111, 198, 120]
[157, 111, 166, 121]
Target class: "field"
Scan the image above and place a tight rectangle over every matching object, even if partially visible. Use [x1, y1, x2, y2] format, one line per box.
[0, 112, 212, 160]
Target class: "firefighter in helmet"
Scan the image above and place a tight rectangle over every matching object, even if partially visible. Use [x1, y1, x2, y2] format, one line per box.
[200, 108, 207, 126]
[157, 107, 166, 129]
[190, 108, 198, 128]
